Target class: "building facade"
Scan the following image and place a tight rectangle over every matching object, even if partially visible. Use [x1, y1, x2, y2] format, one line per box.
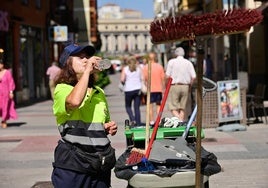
[0, 0, 50, 103]
[98, 19, 153, 55]
[0, 0, 100, 104]
[98, 3, 153, 55]
[153, 0, 268, 97]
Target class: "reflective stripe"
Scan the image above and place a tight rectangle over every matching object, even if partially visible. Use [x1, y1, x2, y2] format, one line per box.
[58, 121, 106, 133]
[63, 134, 110, 146]
[58, 120, 110, 147]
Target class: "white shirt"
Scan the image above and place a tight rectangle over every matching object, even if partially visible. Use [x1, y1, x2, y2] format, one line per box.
[123, 66, 142, 92]
[166, 56, 196, 84]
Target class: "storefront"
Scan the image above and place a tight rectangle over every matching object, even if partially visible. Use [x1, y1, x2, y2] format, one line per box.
[0, 1, 50, 104]
[18, 25, 47, 102]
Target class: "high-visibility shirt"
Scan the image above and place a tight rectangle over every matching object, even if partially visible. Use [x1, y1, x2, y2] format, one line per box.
[53, 83, 111, 150]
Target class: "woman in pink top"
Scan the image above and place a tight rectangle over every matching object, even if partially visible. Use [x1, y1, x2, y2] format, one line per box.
[0, 59, 18, 128]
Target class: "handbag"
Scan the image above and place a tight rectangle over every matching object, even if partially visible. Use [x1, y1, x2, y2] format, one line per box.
[141, 81, 147, 94]
[75, 144, 116, 172]
[118, 82, 124, 92]
[53, 140, 116, 175]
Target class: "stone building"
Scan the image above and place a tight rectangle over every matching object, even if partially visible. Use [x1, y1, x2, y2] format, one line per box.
[98, 19, 153, 55]
[98, 3, 153, 55]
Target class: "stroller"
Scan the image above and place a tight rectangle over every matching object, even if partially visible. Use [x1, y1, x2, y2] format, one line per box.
[115, 77, 221, 188]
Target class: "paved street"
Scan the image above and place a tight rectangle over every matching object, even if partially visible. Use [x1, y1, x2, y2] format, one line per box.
[0, 72, 268, 188]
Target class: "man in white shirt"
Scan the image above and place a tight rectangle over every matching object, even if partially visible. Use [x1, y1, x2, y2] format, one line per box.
[166, 47, 196, 122]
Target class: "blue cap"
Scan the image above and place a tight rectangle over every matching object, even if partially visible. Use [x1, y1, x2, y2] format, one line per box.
[59, 44, 96, 66]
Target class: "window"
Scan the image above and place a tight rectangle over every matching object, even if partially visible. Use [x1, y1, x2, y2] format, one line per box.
[21, 0, 28, 5]
[36, 0, 41, 9]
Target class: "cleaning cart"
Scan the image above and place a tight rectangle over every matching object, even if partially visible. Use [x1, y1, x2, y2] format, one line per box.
[115, 77, 221, 188]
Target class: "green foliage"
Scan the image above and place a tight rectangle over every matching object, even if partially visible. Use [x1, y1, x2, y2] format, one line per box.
[93, 52, 111, 89]
[95, 71, 110, 89]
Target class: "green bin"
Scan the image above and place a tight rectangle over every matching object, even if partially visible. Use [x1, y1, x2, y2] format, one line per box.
[125, 126, 204, 148]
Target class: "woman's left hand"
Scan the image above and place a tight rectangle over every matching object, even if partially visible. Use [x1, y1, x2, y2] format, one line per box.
[104, 121, 118, 136]
[9, 93, 14, 99]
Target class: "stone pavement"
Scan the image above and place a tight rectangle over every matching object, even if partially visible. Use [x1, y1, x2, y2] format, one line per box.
[0, 72, 268, 188]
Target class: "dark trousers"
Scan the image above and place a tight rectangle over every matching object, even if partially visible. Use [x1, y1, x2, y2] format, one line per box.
[51, 167, 111, 188]
[124, 89, 141, 125]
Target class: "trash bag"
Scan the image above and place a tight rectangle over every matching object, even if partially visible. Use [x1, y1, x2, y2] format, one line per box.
[114, 148, 192, 180]
[188, 143, 222, 176]
[114, 143, 222, 181]
[114, 148, 139, 180]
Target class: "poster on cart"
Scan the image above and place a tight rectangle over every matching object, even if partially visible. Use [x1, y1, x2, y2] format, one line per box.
[217, 80, 243, 123]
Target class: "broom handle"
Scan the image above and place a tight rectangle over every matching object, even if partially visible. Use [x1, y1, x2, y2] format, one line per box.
[145, 60, 152, 150]
[145, 77, 172, 159]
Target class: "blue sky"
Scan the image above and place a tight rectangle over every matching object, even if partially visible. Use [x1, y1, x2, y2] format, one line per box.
[97, 0, 154, 19]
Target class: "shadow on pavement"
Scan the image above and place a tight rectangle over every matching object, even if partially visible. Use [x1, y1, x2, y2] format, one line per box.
[31, 181, 53, 188]
[7, 122, 26, 127]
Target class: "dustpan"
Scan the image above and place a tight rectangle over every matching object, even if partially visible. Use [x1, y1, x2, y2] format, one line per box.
[148, 139, 196, 165]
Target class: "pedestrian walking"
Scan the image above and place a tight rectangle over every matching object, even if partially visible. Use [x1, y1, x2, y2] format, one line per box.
[140, 55, 148, 69]
[166, 47, 196, 122]
[0, 59, 17, 128]
[224, 54, 231, 79]
[203, 54, 214, 79]
[120, 56, 143, 126]
[51, 43, 118, 188]
[143, 52, 165, 126]
[46, 61, 61, 99]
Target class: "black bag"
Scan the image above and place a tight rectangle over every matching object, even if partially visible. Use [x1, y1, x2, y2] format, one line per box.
[53, 140, 116, 175]
[114, 148, 139, 180]
[114, 143, 222, 181]
[188, 143, 222, 176]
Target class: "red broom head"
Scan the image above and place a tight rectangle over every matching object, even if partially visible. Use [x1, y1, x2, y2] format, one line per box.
[125, 148, 145, 165]
[150, 8, 263, 44]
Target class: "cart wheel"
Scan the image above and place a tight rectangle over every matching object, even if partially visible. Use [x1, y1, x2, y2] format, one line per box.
[204, 180, 209, 188]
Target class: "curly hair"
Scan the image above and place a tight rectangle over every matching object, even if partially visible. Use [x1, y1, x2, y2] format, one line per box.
[55, 57, 95, 87]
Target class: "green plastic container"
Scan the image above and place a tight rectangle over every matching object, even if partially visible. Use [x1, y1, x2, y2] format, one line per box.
[125, 126, 204, 148]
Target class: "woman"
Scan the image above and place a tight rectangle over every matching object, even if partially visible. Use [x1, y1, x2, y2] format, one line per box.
[51, 44, 118, 188]
[143, 52, 166, 126]
[120, 56, 143, 126]
[0, 59, 17, 128]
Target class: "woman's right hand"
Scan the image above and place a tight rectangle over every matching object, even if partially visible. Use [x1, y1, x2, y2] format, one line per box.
[85, 56, 102, 74]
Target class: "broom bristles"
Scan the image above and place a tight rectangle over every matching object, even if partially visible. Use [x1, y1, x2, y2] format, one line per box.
[150, 8, 263, 44]
[126, 148, 145, 165]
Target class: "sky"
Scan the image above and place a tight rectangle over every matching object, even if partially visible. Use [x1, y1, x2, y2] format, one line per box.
[97, 0, 154, 19]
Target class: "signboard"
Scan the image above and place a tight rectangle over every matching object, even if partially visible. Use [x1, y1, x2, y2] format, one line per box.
[49, 26, 68, 42]
[217, 80, 243, 123]
[53, 26, 68, 42]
